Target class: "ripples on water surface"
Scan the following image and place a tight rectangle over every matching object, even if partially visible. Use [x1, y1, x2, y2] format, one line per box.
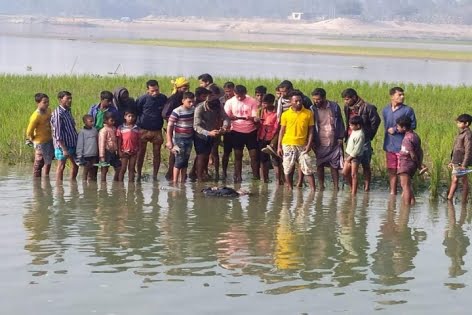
[1, 165, 472, 314]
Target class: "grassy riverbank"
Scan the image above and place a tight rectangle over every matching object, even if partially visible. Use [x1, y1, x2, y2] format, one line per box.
[107, 38, 472, 61]
[1, 74, 470, 195]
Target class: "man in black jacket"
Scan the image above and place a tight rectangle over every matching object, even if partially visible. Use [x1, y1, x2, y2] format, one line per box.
[136, 79, 168, 181]
[342, 88, 381, 191]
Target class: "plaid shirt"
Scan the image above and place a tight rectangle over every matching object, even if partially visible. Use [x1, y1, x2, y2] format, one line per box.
[51, 105, 78, 148]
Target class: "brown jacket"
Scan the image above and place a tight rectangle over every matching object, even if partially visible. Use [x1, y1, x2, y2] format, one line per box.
[451, 128, 472, 167]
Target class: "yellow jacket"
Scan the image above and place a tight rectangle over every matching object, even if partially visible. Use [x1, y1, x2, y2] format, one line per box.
[26, 108, 52, 144]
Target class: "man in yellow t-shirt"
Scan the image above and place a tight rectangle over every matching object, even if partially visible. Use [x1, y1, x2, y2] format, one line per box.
[26, 93, 53, 177]
[277, 91, 316, 191]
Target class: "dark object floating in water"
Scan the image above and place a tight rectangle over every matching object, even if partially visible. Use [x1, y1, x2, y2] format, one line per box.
[202, 186, 248, 197]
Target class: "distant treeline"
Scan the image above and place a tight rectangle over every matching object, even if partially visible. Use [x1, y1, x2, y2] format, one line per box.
[2, 0, 472, 24]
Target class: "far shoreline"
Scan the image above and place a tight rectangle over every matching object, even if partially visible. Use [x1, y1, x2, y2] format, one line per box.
[2, 31, 472, 62]
[106, 38, 472, 62]
[2, 14, 472, 61]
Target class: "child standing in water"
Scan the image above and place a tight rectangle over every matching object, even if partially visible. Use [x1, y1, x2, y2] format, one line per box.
[26, 93, 54, 178]
[448, 114, 472, 201]
[98, 112, 121, 182]
[165, 92, 195, 183]
[343, 116, 365, 195]
[257, 94, 281, 184]
[76, 114, 99, 181]
[117, 111, 141, 182]
[396, 116, 423, 205]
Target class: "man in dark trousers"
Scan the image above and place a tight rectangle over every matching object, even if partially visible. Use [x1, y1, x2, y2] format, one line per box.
[342, 88, 381, 191]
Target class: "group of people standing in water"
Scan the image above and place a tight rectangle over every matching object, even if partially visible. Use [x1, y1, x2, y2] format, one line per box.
[25, 73, 472, 204]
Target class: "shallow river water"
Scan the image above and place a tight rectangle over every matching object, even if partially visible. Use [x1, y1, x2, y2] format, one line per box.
[2, 21, 472, 314]
[1, 165, 472, 314]
[2, 34, 472, 85]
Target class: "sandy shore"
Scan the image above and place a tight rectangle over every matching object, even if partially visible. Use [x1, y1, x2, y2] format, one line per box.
[1, 14, 472, 41]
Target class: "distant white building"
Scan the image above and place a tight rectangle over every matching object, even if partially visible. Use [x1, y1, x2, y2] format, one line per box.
[288, 12, 304, 20]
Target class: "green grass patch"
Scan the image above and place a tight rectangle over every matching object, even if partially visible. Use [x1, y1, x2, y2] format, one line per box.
[1, 74, 470, 196]
[320, 36, 472, 46]
[107, 38, 472, 61]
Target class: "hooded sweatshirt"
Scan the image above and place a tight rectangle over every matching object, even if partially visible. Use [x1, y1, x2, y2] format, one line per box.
[113, 87, 136, 126]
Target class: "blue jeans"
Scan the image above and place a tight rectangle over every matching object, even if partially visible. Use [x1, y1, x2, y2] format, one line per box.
[174, 137, 193, 169]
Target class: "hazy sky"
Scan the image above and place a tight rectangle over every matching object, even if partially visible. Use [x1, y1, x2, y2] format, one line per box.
[0, 0, 471, 23]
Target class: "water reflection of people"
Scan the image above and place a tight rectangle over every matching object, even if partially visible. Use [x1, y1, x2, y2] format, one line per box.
[161, 186, 190, 265]
[50, 181, 79, 264]
[294, 191, 316, 272]
[124, 182, 162, 266]
[93, 181, 133, 268]
[334, 194, 369, 287]
[443, 201, 470, 278]
[216, 189, 251, 270]
[371, 196, 424, 286]
[274, 192, 305, 271]
[192, 183, 228, 260]
[24, 179, 80, 269]
[293, 191, 315, 232]
[305, 191, 338, 271]
[246, 183, 273, 264]
[24, 179, 54, 266]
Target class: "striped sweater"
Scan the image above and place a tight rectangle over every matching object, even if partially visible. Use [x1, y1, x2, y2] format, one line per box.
[168, 106, 195, 139]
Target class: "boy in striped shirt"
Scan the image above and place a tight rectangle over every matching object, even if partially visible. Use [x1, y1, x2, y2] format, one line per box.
[166, 92, 195, 183]
[51, 91, 79, 181]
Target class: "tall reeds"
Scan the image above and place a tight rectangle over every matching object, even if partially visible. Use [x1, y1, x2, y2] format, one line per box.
[1, 74, 470, 196]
